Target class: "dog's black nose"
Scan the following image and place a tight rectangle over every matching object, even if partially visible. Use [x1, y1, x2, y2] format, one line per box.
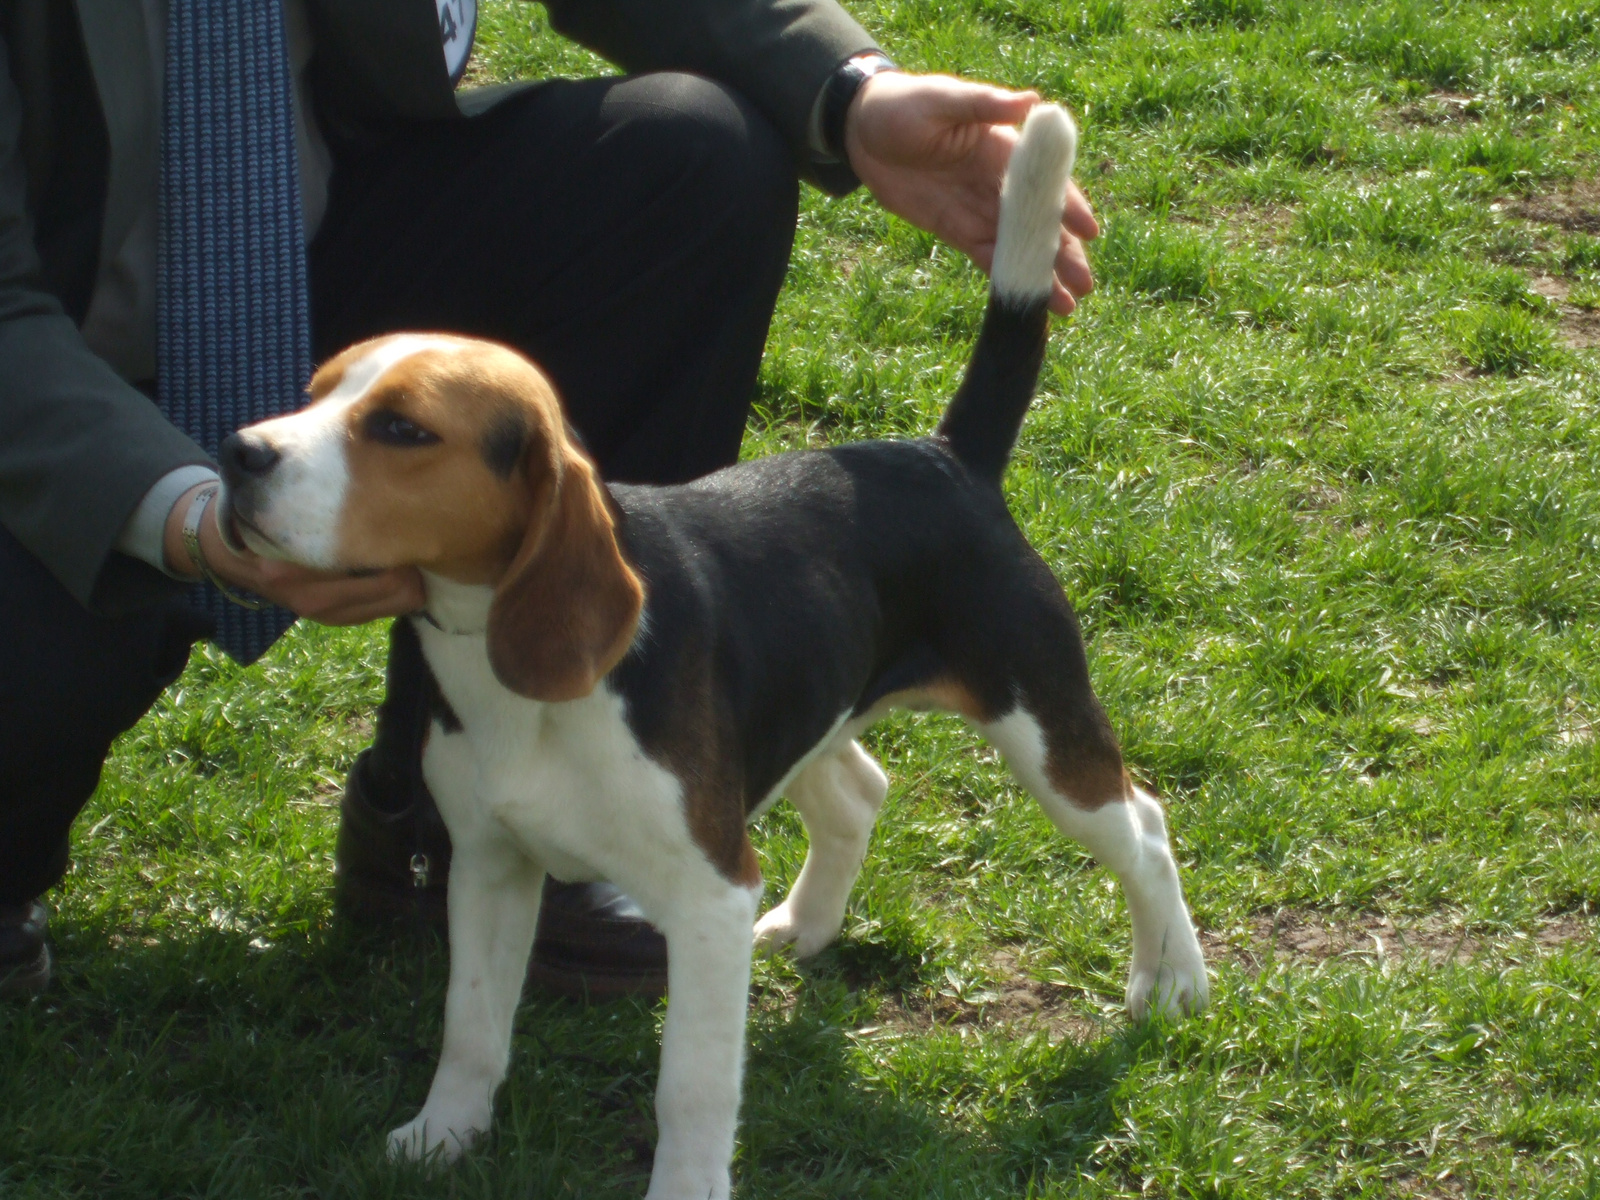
[219, 433, 280, 485]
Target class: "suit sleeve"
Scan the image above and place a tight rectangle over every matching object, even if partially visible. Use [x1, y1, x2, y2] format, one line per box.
[0, 36, 211, 610]
[538, 0, 879, 191]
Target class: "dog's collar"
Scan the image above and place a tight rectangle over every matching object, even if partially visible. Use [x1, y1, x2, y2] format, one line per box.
[414, 608, 487, 637]
[417, 572, 494, 636]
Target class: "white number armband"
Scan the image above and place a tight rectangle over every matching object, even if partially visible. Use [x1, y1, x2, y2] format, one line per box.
[436, 0, 478, 84]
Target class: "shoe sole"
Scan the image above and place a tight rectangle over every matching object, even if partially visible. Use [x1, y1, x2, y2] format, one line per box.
[337, 876, 666, 1001]
[334, 873, 449, 929]
[524, 956, 667, 1002]
[0, 943, 52, 999]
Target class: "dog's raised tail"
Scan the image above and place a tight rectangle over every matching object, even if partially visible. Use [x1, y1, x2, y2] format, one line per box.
[936, 104, 1077, 484]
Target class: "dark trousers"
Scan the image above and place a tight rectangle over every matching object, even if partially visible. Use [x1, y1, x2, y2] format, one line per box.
[0, 74, 798, 905]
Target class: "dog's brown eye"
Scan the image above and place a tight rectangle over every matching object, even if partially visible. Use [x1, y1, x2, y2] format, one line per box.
[365, 409, 441, 446]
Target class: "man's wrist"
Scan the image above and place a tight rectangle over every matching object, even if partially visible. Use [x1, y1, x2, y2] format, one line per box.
[162, 482, 212, 580]
[117, 465, 220, 578]
[808, 52, 900, 165]
[172, 484, 268, 609]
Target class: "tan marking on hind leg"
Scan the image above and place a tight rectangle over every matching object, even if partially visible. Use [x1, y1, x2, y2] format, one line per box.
[869, 679, 995, 722]
[1045, 750, 1130, 812]
[980, 709, 1208, 1020]
[754, 739, 888, 958]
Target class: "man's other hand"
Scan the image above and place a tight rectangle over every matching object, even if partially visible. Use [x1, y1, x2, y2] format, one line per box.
[162, 482, 425, 625]
[844, 72, 1099, 316]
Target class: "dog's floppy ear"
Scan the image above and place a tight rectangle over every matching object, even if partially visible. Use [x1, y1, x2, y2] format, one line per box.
[487, 448, 644, 702]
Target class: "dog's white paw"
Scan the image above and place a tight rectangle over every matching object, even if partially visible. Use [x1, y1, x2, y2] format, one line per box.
[387, 1111, 478, 1165]
[1126, 943, 1210, 1022]
[753, 901, 836, 959]
[644, 1161, 733, 1200]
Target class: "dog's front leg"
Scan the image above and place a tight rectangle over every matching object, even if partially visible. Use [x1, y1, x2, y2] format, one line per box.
[646, 881, 760, 1200]
[388, 836, 545, 1164]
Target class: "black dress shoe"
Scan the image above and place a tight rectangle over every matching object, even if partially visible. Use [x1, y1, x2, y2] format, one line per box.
[334, 747, 668, 1000]
[0, 901, 52, 998]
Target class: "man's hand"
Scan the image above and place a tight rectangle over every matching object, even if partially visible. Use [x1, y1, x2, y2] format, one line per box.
[844, 72, 1099, 315]
[162, 483, 424, 625]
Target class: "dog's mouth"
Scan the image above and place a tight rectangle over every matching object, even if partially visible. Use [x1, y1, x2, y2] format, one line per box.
[221, 495, 382, 578]
[219, 496, 276, 558]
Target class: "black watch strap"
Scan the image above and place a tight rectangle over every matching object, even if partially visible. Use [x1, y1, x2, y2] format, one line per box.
[819, 52, 900, 166]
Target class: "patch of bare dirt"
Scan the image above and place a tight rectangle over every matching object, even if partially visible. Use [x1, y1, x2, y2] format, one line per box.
[1529, 274, 1570, 304]
[868, 949, 1101, 1044]
[1393, 1172, 1469, 1199]
[1387, 91, 1484, 129]
[1504, 178, 1600, 234]
[1294, 481, 1345, 511]
[1522, 274, 1600, 349]
[823, 908, 1592, 1044]
[1217, 202, 1298, 248]
[1559, 696, 1595, 746]
[1559, 308, 1600, 349]
[1200, 908, 1595, 973]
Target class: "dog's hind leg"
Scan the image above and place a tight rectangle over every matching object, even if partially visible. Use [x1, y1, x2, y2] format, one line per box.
[947, 554, 1207, 1020]
[980, 708, 1208, 1021]
[754, 739, 888, 958]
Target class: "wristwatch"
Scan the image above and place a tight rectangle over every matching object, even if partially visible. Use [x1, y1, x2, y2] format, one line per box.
[817, 51, 900, 164]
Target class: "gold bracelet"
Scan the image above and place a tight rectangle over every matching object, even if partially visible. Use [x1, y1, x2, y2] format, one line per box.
[181, 485, 268, 610]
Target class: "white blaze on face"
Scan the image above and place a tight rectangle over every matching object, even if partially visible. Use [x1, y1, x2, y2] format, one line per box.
[235, 335, 464, 569]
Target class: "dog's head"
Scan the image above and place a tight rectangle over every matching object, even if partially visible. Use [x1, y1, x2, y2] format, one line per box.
[219, 334, 642, 701]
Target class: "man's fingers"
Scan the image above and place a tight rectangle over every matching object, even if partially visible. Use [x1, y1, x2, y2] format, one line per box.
[303, 593, 427, 627]
[1055, 228, 1094, 300]
[850, 70, 1101, 315]
[1064, 181, 1099, 241]
[249, 563, 425, 623]
[946, 82, 1039, 126]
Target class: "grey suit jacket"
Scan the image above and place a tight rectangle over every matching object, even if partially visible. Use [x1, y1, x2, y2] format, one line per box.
[0, 0, 877, 610]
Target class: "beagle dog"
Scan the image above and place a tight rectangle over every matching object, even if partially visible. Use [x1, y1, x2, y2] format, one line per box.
[219, 107, 1207, 1199]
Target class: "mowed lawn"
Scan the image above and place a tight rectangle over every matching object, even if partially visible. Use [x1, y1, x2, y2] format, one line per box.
[6, 0, 1600, 1196]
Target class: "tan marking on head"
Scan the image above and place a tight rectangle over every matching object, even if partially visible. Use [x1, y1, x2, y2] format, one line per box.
[306, 351, 351, 401]
[295, 333, 644, 701]
[323, 336, 562, 583]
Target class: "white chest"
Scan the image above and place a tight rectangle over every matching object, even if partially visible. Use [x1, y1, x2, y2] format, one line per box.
[415, 623, 706, 892]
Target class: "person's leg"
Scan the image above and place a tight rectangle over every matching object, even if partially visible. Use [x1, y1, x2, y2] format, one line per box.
[311, 72, 798, 483]
[310, 73, 798, 994]
[0, 528, 210, 995]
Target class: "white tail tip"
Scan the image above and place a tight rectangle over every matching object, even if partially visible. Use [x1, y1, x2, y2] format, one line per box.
[990, 104, 1078, 306]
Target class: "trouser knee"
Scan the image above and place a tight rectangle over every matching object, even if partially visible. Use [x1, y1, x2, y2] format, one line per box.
[0, 530, 207, 902]
[600, 71, 800, 263]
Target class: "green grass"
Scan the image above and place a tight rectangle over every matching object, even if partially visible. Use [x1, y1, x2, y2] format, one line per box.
[7, 0, 1600, 1196]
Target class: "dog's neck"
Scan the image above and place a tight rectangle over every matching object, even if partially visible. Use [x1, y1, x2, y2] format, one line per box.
[420, 571, 494, 635]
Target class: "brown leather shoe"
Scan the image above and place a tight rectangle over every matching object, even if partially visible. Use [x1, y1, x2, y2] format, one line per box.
[526, 881, 669, 1000]
[334, 747, 667, 1000]
[0, 901, 52, 998]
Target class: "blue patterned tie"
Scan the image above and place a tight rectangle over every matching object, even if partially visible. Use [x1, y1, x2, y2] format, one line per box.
[158, 0, 310, 663]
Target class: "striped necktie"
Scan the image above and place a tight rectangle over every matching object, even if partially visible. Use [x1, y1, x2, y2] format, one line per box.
[158, 0, 310, 663]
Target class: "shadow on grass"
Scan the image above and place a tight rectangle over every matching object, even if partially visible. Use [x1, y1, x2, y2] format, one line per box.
[4, 913, 1149, 1198]
[738, 952, 1147, 1197]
